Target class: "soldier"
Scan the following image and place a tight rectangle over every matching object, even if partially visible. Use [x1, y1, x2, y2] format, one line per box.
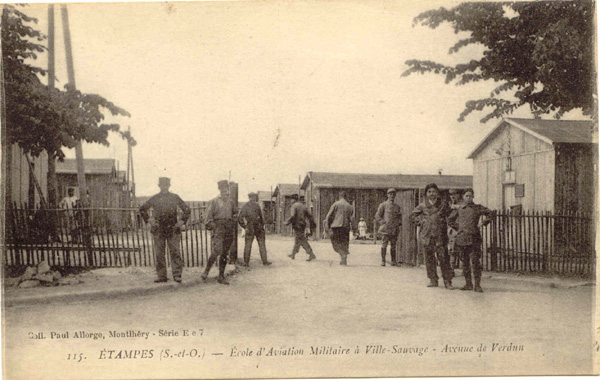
[202, 180, 238, 285]
[410, 183, 454, 289]
[286, 194, 317, 261]
[238, 192, 272, 267]
[448, 188, 494, 292]
[448, 189, 462, 270]
[139, 177, 190, 283]
[375, 188, 402, 266]
[325, 191, 354, 265]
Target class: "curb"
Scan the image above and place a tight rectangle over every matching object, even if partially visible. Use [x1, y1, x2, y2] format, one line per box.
[5, 267, 240, 308]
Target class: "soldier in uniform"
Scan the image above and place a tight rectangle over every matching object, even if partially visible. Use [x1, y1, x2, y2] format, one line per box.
[325, 191, 354, 265]
[375, 188, 402, 266]
[286, 195, 316, 261]
[448, 188, 494, 292]
[139, 177, 190, 283]
[202, 180, 238, 285]
[447, 189, 462, 270]
[238, 192, 272, 267]
[410, 183, 454, 289]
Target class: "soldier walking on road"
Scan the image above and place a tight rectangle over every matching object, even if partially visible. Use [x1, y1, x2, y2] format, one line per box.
[202, 180, 238, 285]
[239, 192, 272, 267]
[139, 177, 190, 283]
[410, 183, 454, 289]
[286, 195, 316, 261]
[325, 191, 354, 265]
[448, 189, 494, 293]
[375, 188, 402, 266]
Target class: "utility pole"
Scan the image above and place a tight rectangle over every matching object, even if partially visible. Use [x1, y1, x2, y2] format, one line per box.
[46, 4, 58, 207]
[127, 126, 136, 207]
[61, 4, 87, 205]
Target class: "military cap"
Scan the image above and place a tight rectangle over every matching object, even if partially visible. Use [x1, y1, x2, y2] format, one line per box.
[158, 177, 170, 185]
[248, 192, 258, 199]
[387, 188, 397, 194]
[424, 183, 440, 193]
[218, 180, 229, 189]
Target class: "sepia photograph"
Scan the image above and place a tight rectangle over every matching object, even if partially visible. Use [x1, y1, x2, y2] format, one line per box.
[1, 1, 598, 379]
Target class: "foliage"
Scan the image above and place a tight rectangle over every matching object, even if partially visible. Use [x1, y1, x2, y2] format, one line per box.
[402, 1, 596, 122]
[2, 4, 135, 160]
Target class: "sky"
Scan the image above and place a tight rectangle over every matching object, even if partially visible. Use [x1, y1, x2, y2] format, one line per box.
[21, 0, 588, 201]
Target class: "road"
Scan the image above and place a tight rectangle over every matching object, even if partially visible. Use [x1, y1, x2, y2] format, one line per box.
[4, 235, 595, 379]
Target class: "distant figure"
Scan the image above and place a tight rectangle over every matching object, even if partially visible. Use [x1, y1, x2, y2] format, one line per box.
[448, 188, 494, 293]
[447, 189, 462, 270]
[202, 180, 238, 285]
[238, 192, 272, 267]
[410, 183, 454, 289]
[375, 188, 402, 266]
[139, 177, 190, 284]
[325, 191, 354, 265]
[285, 195, 316, 261]
[358, 217, 367, 240]
[59, 188, 79, 243]
[59, 188, 78, 212]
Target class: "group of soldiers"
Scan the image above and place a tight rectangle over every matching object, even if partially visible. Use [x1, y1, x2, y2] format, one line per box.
[140, 178, 493, 292]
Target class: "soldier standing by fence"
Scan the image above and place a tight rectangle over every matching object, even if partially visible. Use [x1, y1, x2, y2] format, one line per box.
[139, 177, 190, 283]
[448, 188, 494, 293]
[202, 180, 238, 285]
[410, 183, 454, 289]
[238, 192, 272, 267]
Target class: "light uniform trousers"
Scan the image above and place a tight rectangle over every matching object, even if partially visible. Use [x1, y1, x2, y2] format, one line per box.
[243, 227, 268, 264]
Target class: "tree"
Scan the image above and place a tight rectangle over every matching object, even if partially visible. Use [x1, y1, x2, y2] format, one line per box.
[2, 4, 135, 161]
[402, 1, 596, 123]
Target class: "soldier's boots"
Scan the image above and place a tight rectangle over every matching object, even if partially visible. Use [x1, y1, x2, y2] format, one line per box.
[217, 274, 229, 285]
[263, 261, 273, 266]
[461, 277, 474, 291]
[201, 272, 208, 281]
[380, 248, 386, 266]
[427, 279, 438, 287]
[154, 278, 167, 283]
[306, 254, 316, 262]
[340, 254, 347, 266]
[288, 254, 295, 260]
[381, 261, 386, 266]
[444, 280, 455, 290]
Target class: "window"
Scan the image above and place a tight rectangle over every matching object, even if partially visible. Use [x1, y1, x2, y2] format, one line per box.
[515, 184, 525, 198]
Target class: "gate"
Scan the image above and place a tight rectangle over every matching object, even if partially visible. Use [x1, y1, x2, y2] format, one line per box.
[3, 204, 210, 268]
[395, 189, 420, 265]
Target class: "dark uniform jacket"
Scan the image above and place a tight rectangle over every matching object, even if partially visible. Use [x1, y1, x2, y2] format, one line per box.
[285, 202, 316, 232]
[238, 201, 265, 233]
[410, 198, 450, 245]
[375, 200, 402, 235]
[139, 192, 191, 236]
[448, 202, 494, 246]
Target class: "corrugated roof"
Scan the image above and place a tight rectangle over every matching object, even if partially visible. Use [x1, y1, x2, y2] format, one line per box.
[301, 172, 472, 190]
[468, 118, 596, 158]
[508, 118, 595, 144]
[56, 159, 116, 174]
[273, 184, 301, 197]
